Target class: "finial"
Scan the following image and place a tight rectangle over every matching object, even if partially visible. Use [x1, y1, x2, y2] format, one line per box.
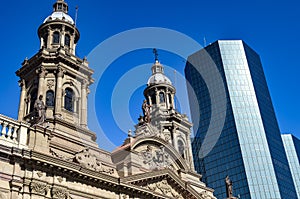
[128, 129, 132, 137]
[153, 48, 158, 62]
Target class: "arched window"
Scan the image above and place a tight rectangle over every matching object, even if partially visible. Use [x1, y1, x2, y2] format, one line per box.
[65, 34, 70, 47]
[64, 88, 74, 112]
[159, 92, 165, 103]
[52, 32, 60, 44]
[46, 90, 55, 107]
[43, 34, 48, 48]
[178, 140, 185, 158]
[151, 95, 156, 105]
[29, 89, 38, 113]
[168, 94, 172, 106]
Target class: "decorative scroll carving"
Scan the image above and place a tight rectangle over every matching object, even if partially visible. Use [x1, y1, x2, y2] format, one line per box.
[30, 182, 49, 195]
[140, 145, 172, 169]
[146, 179, 183, 199]
[51, 187, 69, 199]
[74, 148, 114, 174]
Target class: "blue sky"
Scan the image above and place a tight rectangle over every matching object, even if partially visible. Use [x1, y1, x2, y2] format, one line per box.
[0, 0, 299, 150]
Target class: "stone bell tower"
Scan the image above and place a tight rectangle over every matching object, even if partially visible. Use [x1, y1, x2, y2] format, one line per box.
[136, 49, 195, 170]
[15, 0, 96, 152]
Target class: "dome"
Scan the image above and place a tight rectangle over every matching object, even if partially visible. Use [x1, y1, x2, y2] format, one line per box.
[43, 11, 74, 25]
[147, 73, 172, 85]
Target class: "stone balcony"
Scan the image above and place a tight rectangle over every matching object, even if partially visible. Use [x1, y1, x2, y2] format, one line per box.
[0, 114, 28, 149]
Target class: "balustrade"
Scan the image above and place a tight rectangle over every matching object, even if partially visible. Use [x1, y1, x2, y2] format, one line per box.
[0, 114, 28, 149]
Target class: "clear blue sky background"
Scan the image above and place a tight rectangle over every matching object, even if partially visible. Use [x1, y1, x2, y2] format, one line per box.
[0, 0, 299, 150]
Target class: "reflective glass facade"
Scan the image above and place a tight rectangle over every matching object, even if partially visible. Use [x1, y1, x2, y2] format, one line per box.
[185, 40, 297, 199]
[282, 134, 300, 198]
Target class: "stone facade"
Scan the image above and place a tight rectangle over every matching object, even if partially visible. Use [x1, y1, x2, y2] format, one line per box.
[0, 1, 216, 198]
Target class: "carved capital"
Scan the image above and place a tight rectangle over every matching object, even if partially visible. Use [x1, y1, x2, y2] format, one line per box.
[51, 187, 69, 199]
[82, 79, 88, 89]
[56, 66, 65, 78]
[18, 79, 26, 89]
[36, 67, 47, 78]
[30, 182, 49, 195]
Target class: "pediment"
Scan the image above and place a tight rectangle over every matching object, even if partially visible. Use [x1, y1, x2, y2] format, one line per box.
[121, 169, 208, 199]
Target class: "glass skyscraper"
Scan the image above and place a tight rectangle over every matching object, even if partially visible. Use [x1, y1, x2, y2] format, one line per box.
[282, 134, 300, 198]
[185, 40, 297, 199]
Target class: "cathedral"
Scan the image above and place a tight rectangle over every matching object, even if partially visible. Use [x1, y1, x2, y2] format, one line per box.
[0, 0, 216, 198]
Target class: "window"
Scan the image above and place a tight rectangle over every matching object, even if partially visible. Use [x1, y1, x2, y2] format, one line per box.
[178, 140, 185, 158]
[159, 92, 165, 103]
[43, 34, 48, 47]
[29, 89, 37, 113]
[64, 88, 74, 112]
[151, 95, 156, 105]
[168, 94, 172, 106]
[65, 34, 70, 47]
[52, 32, 60, 44]
[46, 90, 55, 107]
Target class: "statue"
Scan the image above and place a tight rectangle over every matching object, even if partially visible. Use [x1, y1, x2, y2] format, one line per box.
[142, 100, 151, 123]
[225, 175, 233, 198]
[34, 95, 47, 125]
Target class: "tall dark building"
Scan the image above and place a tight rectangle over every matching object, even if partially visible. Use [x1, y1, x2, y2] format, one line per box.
[282, 134, 300, 198]
[185, 40, 297, 199]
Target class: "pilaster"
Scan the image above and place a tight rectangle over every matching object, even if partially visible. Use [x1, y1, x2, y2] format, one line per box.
[54, 66, 65, 118]
[17, 79, 26, 121]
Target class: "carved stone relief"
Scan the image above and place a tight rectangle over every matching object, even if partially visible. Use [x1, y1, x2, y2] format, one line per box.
[74, 148, 114, 174]
[140, 145, 173, 170]
[47, 79, 55, 89]
[145, 179, 183, 199]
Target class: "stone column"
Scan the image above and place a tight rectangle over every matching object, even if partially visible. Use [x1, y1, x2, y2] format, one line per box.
[171, 93, 175, 109]
[148, 96, 152, 105]
[17, 79, 26, 121]
[186, 133, 195, 170]
[166, 89, 170, 109]
[40, 37, 44, 49]
[155, 88, 159, 108]
[48, 28, 53, 47]
[47, 27, 51, 48]
[60, 25, 65, 47]
[172, 126, 178, 149]
[71, 32, 76, 55]
[37, 67, 46, 97]
[54, 66, 65, 118]
[80, 80, 88, 127]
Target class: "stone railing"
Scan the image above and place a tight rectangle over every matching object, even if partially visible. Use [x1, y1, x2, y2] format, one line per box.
[0, 114, 29, 149]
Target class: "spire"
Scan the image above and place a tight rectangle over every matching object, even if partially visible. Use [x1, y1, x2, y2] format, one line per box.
[53, 0, 69, 14]
[153, 48, 159, 62]
[151, 49, 164, 75]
